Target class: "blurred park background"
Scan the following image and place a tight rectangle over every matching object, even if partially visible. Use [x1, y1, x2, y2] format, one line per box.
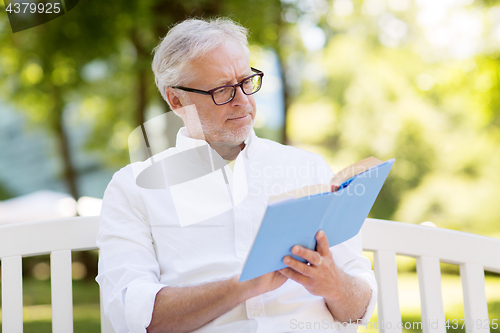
[0, 0, 500, 331]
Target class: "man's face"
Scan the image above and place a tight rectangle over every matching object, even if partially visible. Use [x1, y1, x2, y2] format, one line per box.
[178, 41, 257, 145]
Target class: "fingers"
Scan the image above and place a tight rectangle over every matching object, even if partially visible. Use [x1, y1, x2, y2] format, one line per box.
[283, 255, 314, 277]
[315, 230, 330, 256]
[279, 267, 309, 285]
[281, 232, 336, 297]
[291, 244, 322, 266]
[282, 232, 332, 279]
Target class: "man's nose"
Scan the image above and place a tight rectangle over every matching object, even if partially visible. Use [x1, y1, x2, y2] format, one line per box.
[230, 86, 250, 106]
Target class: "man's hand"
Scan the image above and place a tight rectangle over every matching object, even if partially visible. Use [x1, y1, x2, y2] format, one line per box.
[279, 230, 340, 298]
[279, 230, 372, 322]
[245, 270, 288, 297]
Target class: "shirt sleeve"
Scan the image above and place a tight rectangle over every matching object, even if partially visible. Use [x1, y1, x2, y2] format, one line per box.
[96, 166, 165, 333]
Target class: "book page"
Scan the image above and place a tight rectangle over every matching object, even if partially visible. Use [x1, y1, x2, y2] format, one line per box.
[269, 183, 331, 204]
[330, 156, 383, 188]
[269, 156, 384, 204]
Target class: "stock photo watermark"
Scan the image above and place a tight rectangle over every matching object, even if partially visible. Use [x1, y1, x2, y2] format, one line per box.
[4, 0, 79, 33]
[290, 318, 499, 331]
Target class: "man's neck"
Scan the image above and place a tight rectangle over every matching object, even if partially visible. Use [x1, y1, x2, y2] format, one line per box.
[208, 141, 246, 161]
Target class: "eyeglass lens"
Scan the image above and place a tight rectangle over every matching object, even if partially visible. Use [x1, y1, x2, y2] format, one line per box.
[213, 75, 262, 105]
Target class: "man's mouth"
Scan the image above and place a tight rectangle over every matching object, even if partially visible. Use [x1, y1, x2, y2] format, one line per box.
[228, 114, 249, 120]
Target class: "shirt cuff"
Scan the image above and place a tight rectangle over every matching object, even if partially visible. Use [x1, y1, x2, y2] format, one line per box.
[125, 282, 165, 333]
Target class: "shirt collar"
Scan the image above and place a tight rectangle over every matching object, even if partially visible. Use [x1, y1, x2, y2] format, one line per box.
[175, 126, 259, 159]
[175, 127, 209, 152]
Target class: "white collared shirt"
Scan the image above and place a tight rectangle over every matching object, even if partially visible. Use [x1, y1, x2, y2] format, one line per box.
[96, 127, 377, 333]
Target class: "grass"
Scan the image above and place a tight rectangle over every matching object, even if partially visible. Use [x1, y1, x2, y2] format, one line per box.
[22, 304, 101, 333]
[1, 272, 499, 332]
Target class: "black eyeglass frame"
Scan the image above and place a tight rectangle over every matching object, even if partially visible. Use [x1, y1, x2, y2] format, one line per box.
[171, 67, 264, 106]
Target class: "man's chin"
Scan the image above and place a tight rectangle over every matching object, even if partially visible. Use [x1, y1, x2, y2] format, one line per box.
[229, 123, 253, 143]
[210, 128, 251, 147]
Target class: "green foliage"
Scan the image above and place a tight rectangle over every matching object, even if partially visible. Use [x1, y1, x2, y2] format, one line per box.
[285, 0, 500, 236]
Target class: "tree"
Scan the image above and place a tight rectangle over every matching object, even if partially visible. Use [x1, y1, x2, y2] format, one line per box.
[284, 0, 500, 235]
[0, 0, 285, 197]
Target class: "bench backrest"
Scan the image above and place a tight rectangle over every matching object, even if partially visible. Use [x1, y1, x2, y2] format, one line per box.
[0, 216, 114, 333]
[362, 218, 500, 333]
[1, 216, 499, 333]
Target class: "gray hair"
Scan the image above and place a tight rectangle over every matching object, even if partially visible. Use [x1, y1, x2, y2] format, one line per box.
[152, 17, 250, 105]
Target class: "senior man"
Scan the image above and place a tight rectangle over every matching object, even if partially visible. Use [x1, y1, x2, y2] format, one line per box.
[97, 18, 377, 333]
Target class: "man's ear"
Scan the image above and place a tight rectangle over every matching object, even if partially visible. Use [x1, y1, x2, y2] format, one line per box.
[166, 87, 185, 116]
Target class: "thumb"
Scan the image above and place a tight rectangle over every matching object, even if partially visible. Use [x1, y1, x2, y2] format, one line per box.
[315, 230, 330, 256]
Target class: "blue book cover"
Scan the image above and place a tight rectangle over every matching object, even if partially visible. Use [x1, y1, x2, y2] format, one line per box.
[239, 158, 395, 282]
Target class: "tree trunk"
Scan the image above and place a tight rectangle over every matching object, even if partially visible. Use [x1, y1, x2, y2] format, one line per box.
[53, 88, 79, 200]
[132, 29, 149, 128]
[277, 49, 290, 145]
[276, 17, 290, 145]
[137, 66, 147, 127]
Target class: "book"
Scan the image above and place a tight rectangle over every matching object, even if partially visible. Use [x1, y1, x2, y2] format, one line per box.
[239, 157, 395, 282]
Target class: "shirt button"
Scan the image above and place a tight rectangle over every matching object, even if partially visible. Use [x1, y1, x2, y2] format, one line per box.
[240, 245, 247, 251]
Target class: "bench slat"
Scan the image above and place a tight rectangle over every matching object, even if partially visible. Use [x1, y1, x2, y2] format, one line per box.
[374, 250, 402, 333]
[460, 263, 489, 333]
[362, 219, 500, 273]
[1, 255, 24, 332]
[51, 250, 74, 333]
[416, 256, 446, 333]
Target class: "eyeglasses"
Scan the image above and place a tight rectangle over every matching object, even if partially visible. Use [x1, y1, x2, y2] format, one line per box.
[172, 67, 264, 106]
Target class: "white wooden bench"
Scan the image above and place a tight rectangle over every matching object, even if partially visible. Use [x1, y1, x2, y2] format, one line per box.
[363, 218, 500, 333]
[0, 216, 114, 333]
[1, 216, 499, 332]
